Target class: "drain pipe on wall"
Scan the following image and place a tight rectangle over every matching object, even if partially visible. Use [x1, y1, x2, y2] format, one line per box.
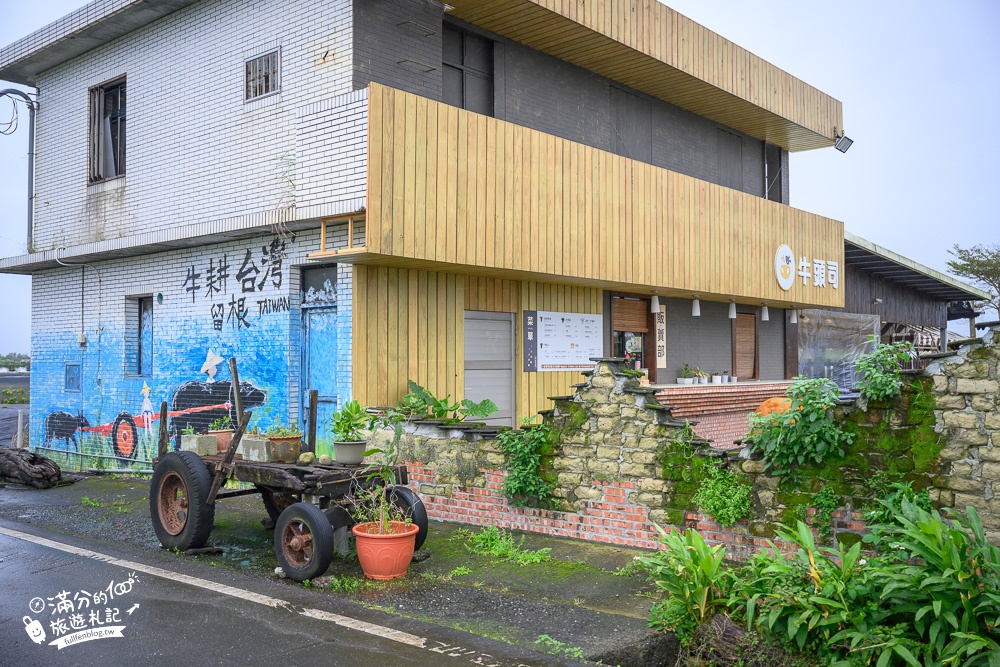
[1, 89, 37, 251]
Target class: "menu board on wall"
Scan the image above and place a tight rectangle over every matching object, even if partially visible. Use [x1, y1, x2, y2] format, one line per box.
[523, 310, 604, 372]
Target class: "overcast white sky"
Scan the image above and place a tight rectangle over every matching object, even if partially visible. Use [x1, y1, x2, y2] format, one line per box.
[0, 0, 998, 354]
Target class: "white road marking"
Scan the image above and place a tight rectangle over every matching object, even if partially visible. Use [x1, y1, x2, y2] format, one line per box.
[0, 526, 427, 649]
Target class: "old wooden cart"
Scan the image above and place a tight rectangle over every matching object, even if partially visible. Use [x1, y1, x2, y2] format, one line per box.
[147, 367, 427, 582]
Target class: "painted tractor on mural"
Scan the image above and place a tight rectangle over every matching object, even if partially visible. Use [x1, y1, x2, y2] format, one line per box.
[73, 380, 267, 459]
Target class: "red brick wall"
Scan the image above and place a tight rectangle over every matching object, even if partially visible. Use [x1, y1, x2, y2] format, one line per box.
[406, 462, 866, 558]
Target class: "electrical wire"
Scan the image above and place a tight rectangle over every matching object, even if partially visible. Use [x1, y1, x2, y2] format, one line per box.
[0, 94, 19, 136]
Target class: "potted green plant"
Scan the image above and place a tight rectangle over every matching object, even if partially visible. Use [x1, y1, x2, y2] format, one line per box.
[696, 367, 709, 385]
[678, 364, 694, 385]
[208, 415, 234, 453]
[265, 420, 303, 463]
[330, 399, 369, 465]
[350, 410, 420, 580]
[711, 370, 723, 385]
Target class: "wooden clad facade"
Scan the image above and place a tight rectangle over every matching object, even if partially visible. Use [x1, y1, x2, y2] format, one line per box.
[353, 265, 602, 418]
[445, 0, 842, 152]
[361, 83, 845, 310]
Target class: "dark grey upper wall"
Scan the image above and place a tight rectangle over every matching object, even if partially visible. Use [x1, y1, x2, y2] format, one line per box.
[352, 5, 789, 204]
[353, 0, 444, 100]
[662, 298, 786, 382]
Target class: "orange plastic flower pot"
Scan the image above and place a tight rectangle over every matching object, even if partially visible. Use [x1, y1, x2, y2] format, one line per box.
[352, 521, 419, 580]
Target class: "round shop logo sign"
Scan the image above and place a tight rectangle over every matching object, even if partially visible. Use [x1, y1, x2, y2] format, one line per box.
[775, 244, 794, 291]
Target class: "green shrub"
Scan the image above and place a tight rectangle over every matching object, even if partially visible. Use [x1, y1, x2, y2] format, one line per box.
[855, 336, 914, 402]
[811, 486, 840, 542]
[692, 461, 752, 526]
[746, 377, 853, 482]
[395, 380, 498, 421]
[645, 501, 1000, 666]
[496, 419, 553, 506]
[639, 525, 732, 647]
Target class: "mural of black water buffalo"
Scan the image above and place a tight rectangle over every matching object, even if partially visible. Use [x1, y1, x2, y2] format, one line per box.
[168, 380, 267, 448]
[45, 411, 90, 450]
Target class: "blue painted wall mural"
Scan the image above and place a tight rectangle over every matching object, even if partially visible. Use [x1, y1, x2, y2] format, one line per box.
[30, 234, 309, 468]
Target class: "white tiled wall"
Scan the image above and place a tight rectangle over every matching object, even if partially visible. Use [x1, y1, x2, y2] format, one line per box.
[30, 0, 362, 251]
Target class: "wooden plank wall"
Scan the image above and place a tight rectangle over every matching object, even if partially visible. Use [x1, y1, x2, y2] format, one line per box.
[840, 264, 947, 329]
[445, 0, 842, 151]
[366, 83, 845, 310]
[353, 265, 603, 419]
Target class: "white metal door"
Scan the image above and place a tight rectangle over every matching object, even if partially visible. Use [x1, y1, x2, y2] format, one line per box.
[463, 311, 515, 427]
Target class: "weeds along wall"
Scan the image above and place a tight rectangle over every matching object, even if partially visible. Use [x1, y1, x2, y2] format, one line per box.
[393, 325, 1000, 552]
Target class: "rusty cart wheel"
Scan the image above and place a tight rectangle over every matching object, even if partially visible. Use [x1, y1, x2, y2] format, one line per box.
[386, 486, 428, 551]
[274, 502, 333, 582]
[149, 451, 215, 550]
[256, 485, 299, 524]
[111, 412, 139, 459]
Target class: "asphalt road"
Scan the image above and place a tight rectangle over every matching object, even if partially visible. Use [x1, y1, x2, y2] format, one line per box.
[0, 521, 573, 667]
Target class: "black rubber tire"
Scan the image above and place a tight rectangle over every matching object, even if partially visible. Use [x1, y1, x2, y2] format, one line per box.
[386, 486, 429, 551]
[274, 502, 334, 582]
[111, 412, 139, 459]
[256, 486, 299, 524]
[150, 451, 215, 550]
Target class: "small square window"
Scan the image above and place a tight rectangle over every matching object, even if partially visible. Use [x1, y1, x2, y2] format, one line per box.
[89, 77, 126, 182]
[65, 364, 81, 391]
[125, 296, 153, 376]
[245, 50, 280, 101]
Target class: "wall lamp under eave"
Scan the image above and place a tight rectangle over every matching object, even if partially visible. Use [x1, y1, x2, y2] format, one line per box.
[691, 296, 701, 317]
[834, 127, 853, 153]
[761, 303, 769, 321]
[728, 300, 737, 319]
[650, 292, 660, 314]
[790, 307, 799, 324]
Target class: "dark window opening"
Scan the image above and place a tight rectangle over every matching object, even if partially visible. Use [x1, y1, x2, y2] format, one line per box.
[765, 143, 783, 202]
[125, 296, 153, 376]
[89, 78, 126, 182]
[442, 24, 494, 116]
[610, 86, 652, 162]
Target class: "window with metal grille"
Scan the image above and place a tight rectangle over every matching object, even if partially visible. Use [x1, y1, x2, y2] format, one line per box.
[88, 78, 126, 182]
[245, 50, 280, 101]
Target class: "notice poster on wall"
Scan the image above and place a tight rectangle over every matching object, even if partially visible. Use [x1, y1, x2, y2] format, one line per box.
[523, 310, 604, 372]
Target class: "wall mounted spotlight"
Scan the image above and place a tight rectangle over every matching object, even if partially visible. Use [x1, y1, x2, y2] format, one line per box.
[834, 126, 853, 153]
[650, 292, 660, 314]
[691, 296, 701, 317]
[761, 303, 769, 321]
[728, 300, 737, 319]
[872, 298, 883, 305]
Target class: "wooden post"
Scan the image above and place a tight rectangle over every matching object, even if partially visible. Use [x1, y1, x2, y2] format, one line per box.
[306, 389, 319, 454]
[207, 410, 251, 504]
[157, 401, 169, 460]
[228, 357, 243, 419]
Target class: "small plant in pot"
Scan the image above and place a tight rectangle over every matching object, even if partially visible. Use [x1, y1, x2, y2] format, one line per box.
[350, 410, 421, 580]
[330, 399, 369, 465]
[265, 420, 303, 463]
[208, 415, 234, 453]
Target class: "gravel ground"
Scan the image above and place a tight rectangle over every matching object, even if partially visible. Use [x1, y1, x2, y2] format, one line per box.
[0, 473, 677, 665]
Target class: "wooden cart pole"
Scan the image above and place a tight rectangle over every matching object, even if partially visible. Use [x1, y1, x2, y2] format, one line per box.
[228, 357, 243, 419]
[306, 389, 319, 454]
[207, 410, 251, 505]
[157, 401, 169, 460]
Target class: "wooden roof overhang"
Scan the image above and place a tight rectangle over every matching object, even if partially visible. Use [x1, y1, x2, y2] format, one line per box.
[445, 0, 843, 152]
